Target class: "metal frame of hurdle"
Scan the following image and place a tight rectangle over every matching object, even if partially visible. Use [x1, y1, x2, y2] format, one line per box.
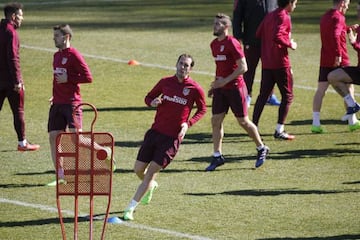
[55, 103, 114, 240]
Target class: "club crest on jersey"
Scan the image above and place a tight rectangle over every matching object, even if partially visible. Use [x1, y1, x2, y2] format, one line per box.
[220, 45, 224, 52]
[61, 57, 68, 65]
[183, 87, 190, 96]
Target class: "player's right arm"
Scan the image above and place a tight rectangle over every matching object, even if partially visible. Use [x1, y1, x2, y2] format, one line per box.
[211, 57, 247, 89]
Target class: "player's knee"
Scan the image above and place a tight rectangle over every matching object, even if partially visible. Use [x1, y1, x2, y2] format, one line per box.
[327, 71, 336, 84]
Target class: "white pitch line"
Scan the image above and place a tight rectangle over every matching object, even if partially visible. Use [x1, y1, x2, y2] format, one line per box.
[0, 197, 213, 240]
[0, 197, 73, 216]
[21, 44, 360, 97]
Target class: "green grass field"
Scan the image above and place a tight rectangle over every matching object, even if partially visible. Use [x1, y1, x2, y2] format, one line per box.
[0, 0, 359, 239]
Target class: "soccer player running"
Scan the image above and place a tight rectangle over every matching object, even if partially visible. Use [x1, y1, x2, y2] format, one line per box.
[0, 2, 40, 151]
[328, 1, 360, 120]
[311, 0, 360, 133]
[122, 54, 206, 221]
[205, 13, 269, 172]
[47, 24, 113, 186]
[252, 0, 297, 140]
[233, 0, 281, 107]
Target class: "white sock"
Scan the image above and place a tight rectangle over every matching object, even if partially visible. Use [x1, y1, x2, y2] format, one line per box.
[126, 199, 138, 211]
[276, 124, 284, 133]
[149, 180, 157, 188]
[58, 168, 65, 179]
[344, 94, 356, 107]
[312, 112, 321, 126]
[348, 114, 358, 125]
[18, 139, 27, 147]
[256, 145, 265, 151]
[213, 151, 221, 157]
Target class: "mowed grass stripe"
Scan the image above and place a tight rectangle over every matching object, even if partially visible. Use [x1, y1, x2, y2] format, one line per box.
[21, 44, 360, 98]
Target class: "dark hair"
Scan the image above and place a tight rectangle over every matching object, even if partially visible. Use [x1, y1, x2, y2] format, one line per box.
[333, 0, 346, 4]
[177, 53, 195, 68]
[53, 24, 73, 39]
[3, 2, 23, 18]
[278, 0, 296, 8]
[215, 13, 232, 27]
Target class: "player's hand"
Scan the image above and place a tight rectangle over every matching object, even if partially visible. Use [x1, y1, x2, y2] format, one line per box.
[207, 88, 214, 98]
[178, 122, 188, 140]
[13, 83, 23, 93]
[55, 72, 68, 84]
[150, 97, 162, 107]
[348, 28, 357, 44]
[334, 56, 342, 67]
[290, 39, 297, 50]
[350, 24, 359, 31]
[211, 77, 226, 89]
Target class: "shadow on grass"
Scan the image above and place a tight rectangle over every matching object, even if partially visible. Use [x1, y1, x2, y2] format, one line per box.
[271, 148, 360, 160]
[115, 132, 249, 149]
[0, 211, 123, 228]
[185, 188, 360, 197]
[0, 217, 74, 227]
[0, 183, 45, 188]
[0, 216, 90, 228]
[190, 155, 253, 164]
[16, 170, 54, 176]
[115, 140, 142, 148]
[258, 234, 360, 240]
[188, 147, 360, 165]
[288, 119, 344, 126]
[16, 168, 132, 176]
[343, 180, 360, 185]
[21, 0, 331, 34]
[0, 149, 18, 153]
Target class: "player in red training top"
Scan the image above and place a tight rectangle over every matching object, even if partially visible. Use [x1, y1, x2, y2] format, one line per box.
[312, 0, 360, 133]
[0, 2, 40, 151]
[205, 13, 269, 172]
[253, 0, 297, 140]
[47, 24, 113, 186]
[122, 54, 206, 221]
[328, 1, 360, 123]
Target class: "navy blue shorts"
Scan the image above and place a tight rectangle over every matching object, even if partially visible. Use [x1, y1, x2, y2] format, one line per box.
[137, 129, 180, 169]
[48, 104, 82, 132]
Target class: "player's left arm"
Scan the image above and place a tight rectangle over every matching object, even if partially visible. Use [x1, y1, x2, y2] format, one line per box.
[178, 85, 206, 139]
[187, 85, 207, 127]
[274, 13, 294, 49]
[71, 51, 93, 84]
[333, 16, 344, 66]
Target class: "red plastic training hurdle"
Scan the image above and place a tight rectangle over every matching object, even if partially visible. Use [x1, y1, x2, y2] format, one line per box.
[55, 103, 114, 240]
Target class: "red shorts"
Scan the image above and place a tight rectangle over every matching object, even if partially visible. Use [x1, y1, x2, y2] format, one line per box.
[211, 85, 248, 118]
[137, 129, 180, 169]
[342, 66, 360, 85]
[318, 67, 337, 82]
[48, 104, 82, 132]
